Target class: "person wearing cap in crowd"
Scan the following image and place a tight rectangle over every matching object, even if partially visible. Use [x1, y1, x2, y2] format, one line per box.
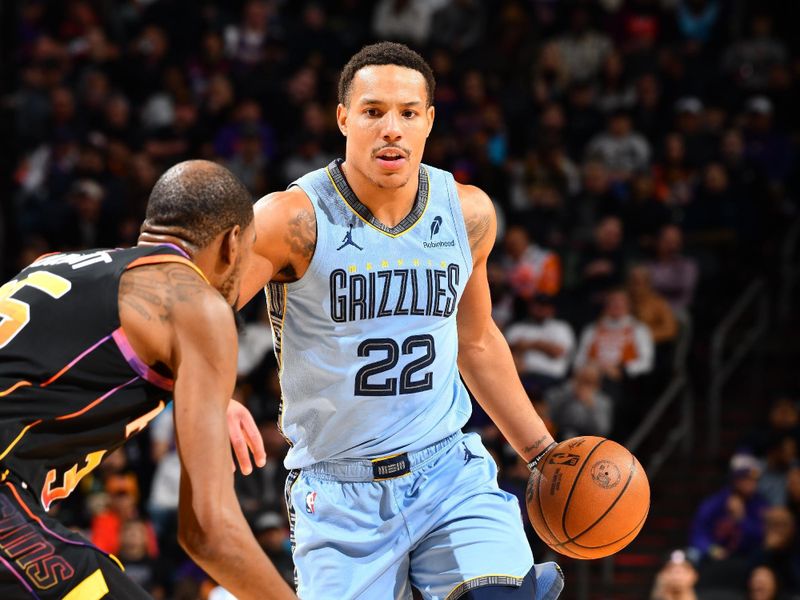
[505, 292, 575, 397]
[673, 96, 716, 167]
[650, 550, 699, 600]
[688, 454, 768, 569]
[743, 95, 793, 184]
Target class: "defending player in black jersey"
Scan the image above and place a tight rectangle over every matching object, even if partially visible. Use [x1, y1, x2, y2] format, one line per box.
[0, 161, 296, 599]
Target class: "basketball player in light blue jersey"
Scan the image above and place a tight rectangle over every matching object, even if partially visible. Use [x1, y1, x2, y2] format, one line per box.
[238, 43, 564, 600]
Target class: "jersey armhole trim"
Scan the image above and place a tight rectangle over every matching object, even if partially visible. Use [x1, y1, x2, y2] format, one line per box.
[283, 183, 325, 293]
[443, 172, 474, 277]
[111, 328, 174, 391]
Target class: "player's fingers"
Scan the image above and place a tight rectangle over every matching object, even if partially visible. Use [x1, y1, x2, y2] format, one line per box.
[230, 428, 253, 475]
[241, 412, 267, 468]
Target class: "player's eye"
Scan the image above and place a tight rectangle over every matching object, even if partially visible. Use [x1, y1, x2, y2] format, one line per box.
[365, 108, 380, 117]
[402, 110, 416, 119]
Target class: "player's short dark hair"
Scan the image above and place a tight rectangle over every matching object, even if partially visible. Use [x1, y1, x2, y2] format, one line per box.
[143, 160, 253, 249]
[338, 42, 436, 107]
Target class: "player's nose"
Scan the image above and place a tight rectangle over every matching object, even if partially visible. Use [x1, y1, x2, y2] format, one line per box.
[381, 111, 402, 142]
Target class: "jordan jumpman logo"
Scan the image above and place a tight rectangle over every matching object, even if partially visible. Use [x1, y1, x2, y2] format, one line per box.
[463, 442, 483, 464]
[337, 223, 363, 251]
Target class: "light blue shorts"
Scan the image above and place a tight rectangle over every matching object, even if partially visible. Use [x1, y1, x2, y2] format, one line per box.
[285, 431, 564, 599]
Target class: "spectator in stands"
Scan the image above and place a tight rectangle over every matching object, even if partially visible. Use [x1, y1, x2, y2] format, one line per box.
[757, 436, 798, 507]
[742, 95, 794, 185]
[751, 506, 800, 596]
[723, 13, 788, 92]
[253, 511, 295, 587]
[371, 0, 438, 47]
[627, 265, 679, 347]
[92, 471, 159, 558]
[650, 550, 699, 600]
[500, 224, 561, 301]
[546, 363, 612, 439]
[552, 6, 612, 85]
[117, 518, 162, 597]
[673, 97, 717, 168]
[682, 162, 738, 242]
[747, 565, 780, 600]
[646, 225, 699, 313]
[568, 160, 620, 249]
[505, 293, 575, 396]
[689, 453, 767, 567]
[586, 109, 651, 182]
[744, 397, 800, 459]
[577, 216, 627, 312]
[653, 133, 696, 207]
[574, 288, 654, 382]
[621, 171, 673, 252]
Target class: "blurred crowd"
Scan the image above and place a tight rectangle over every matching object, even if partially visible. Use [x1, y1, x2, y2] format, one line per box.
[5, 0, 799, 598]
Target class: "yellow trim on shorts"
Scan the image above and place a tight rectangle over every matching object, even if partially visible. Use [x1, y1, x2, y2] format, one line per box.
[369, 452, 404, 462]
[445, 573, 525, 600]
[62, 568, 109, 600]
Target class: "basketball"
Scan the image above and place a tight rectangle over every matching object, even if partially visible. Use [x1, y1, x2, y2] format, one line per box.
[526, 436, 650, 560]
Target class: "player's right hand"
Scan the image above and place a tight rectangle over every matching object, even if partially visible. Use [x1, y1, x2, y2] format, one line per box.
[227, 399, 267, 475]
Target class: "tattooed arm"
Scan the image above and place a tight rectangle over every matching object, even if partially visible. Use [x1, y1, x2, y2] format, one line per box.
[455, 184, 555, 462]
[237, 188, 317, 307]
[119, 264, 296, 600]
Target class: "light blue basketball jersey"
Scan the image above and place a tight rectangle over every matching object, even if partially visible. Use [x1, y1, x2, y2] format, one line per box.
[267, 159, 474, 469]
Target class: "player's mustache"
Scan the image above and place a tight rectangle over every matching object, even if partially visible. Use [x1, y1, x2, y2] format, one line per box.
[372, 144, 411, 158]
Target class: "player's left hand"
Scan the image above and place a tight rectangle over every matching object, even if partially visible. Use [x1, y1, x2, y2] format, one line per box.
[227, 399, 267, 475]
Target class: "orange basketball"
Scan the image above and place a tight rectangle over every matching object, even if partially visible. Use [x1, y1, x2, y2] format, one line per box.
[526, 436, 650, 559]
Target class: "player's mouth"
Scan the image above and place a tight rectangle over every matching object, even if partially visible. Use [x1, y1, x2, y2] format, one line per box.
[374, 148, 408, 171]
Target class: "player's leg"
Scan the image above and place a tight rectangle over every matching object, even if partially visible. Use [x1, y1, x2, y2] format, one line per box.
[0, 481, 151, 599]
[406, 432, 564, 600]
[286, 469, 413, 599]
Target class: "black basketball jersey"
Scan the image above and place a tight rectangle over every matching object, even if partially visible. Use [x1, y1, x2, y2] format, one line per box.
[0, 244, 201, 510]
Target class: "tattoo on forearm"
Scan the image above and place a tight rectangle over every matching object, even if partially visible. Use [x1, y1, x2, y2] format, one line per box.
[285, 209, 317, 261]
[522, 435, 548, 455]
[465, 211, 491, 253]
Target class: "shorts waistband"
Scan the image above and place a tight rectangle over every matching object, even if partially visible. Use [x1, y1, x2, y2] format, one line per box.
[302, 432, 461, 482]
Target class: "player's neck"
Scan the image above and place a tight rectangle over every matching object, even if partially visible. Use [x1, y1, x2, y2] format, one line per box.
[137, 232, 195, 258]
[340, 160, 419, 229]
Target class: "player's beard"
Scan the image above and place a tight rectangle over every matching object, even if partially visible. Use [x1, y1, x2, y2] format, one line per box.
[219, 254, 241, 307]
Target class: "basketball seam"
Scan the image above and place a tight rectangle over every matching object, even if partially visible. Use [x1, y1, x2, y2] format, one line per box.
[536, 438, 605, 560]
[559, 451, 640, 548]
[568, 503, 650, 550]
[559, 438, 608, 542]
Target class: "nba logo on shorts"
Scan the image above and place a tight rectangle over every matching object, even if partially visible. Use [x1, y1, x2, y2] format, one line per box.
[305, 491, 317, 514]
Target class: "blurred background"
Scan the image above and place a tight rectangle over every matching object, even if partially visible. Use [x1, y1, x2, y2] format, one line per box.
[2, 1, 799, 599]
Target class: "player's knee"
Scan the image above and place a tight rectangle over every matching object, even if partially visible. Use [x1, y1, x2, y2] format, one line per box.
[459, 564, 564, 600]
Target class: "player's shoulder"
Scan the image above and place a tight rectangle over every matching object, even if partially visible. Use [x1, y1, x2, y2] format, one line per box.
[121, 261, 228, 323]
[454, 181, 493, 216]
[254, 186, 314, 223]
[119, 261, 232, 369]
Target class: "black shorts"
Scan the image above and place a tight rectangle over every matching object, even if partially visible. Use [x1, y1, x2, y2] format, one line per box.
[0, 479, 151, 599]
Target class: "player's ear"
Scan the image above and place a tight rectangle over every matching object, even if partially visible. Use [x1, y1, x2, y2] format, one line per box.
[426, 105, 435, 137]
[336, 103, 348, 136]
[220, 224, 241, 268]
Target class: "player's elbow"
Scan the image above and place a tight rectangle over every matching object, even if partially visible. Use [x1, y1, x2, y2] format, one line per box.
[178, 511, 227, 563]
